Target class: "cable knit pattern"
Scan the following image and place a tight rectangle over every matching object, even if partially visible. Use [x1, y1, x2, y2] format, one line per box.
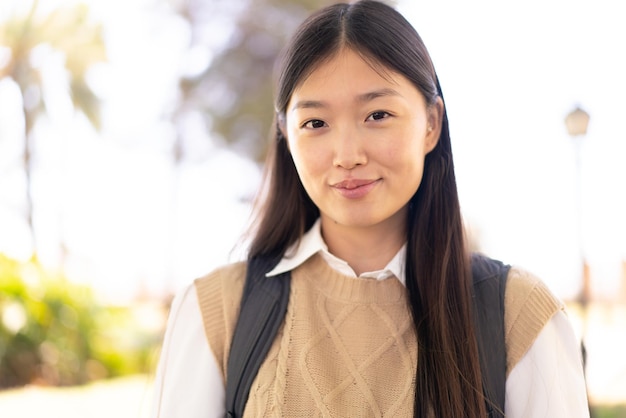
[247, 255, 416, 417]
[193, 255, 562, 417]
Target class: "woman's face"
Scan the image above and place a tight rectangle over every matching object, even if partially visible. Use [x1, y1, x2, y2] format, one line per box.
[285, 48, 442, 233]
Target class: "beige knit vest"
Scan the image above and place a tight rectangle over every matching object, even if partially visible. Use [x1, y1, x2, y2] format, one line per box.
[194, 254, 562, 417]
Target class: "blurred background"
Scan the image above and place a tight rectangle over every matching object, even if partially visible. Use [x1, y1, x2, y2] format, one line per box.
[0, 0, 624, 416]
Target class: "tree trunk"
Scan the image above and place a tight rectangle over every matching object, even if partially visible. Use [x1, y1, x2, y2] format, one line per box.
[23, 106, 36, 255]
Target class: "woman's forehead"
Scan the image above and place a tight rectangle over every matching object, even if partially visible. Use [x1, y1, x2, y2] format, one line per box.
[292, 48, 405, 95]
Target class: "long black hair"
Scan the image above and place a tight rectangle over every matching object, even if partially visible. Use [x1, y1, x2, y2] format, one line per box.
[249, 1, 485, 416]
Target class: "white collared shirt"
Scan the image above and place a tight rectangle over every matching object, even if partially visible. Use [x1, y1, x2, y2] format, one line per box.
[151, 221, 589, 417]
[266, 219, 405, 282]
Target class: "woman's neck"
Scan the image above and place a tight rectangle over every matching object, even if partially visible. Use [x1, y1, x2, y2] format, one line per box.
[320, 214, 406, 276]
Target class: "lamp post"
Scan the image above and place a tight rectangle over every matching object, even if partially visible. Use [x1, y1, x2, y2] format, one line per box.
[564, 106, 592, 391]
[564, 106, 591, 311]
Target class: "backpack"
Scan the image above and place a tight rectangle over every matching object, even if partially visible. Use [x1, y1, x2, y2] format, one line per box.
[225, 253, 510, 418]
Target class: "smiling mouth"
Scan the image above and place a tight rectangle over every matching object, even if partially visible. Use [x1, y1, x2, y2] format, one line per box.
[332, 179, 378, 189]
[331, 179, 380, 199]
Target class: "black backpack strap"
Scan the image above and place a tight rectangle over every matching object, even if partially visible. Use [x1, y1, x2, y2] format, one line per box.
[225, 256, 291, 418]
[471, 253, 510, 418]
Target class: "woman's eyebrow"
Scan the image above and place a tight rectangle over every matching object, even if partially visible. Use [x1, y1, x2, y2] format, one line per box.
[291, 88, 401, 112]
[291, 100, 327, 111]
[356, 88, 401, 103]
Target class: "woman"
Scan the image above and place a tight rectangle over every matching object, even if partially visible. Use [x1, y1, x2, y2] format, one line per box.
[151, 1, 589, 417]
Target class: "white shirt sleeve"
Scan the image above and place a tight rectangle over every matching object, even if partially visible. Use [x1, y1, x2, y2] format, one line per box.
[150, 284, 226, 418]
[505, 310, 590, 417]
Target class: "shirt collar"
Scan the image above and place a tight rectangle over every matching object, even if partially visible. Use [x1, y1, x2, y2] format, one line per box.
[266, 219, 406, 286]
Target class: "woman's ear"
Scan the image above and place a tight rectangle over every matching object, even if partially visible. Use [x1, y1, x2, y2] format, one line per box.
[425, 97, 444, 153]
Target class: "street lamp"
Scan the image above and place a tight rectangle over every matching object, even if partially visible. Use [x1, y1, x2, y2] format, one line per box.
[564, 105, 590, 308]
[564, 105, 592, 377]
[565, 106, 590, 137]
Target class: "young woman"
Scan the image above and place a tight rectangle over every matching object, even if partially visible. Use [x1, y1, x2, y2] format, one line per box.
[151, 1, 589, 417]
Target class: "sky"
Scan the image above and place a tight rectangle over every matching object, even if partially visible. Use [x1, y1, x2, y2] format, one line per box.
[0, 0, 625, 303]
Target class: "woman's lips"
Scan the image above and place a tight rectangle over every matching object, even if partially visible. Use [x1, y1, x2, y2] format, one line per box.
[331, 179, 380, 199]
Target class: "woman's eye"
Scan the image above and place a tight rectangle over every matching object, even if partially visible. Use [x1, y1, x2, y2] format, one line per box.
[366, 111, 390, 121]
[303, 119, 326, 129]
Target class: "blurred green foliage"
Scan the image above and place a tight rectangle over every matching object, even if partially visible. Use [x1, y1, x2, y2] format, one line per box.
[0, 254, 161, 389]
[594, 405, 626, 418]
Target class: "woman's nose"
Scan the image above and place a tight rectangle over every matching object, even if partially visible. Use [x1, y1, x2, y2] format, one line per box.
[332, 127, 367, 169]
